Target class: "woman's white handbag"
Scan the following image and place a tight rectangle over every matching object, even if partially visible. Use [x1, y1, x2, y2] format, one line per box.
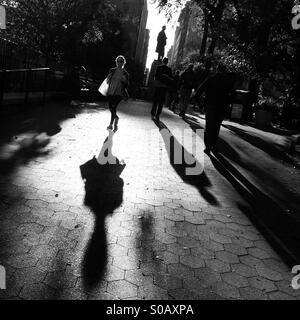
[98, 78, 109, 96]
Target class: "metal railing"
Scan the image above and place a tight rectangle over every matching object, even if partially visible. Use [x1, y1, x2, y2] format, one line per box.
[0, 67, 50, 111]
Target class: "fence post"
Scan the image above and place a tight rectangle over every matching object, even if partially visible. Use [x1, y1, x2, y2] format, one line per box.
[42, 68, 48, 106]
[24, 68, 31, 112]
[0, 70, 5, 109]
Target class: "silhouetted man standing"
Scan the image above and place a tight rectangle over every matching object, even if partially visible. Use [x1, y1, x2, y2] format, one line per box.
[156, 26, 167, 61]
[151, 57, 173, 121]
[195, 64, 236, 154]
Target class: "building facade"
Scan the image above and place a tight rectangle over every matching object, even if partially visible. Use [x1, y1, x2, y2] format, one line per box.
[169, 1, 202, 68]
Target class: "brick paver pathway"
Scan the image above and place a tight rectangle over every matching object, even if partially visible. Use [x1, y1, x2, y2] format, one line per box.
[0, 100, 299, 300]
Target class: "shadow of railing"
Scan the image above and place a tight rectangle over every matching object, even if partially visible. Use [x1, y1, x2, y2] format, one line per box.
[209, 151, 300, 266]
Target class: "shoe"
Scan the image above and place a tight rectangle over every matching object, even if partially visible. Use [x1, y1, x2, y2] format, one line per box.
[155, 116, 160, 122]
[151, 116, 156, 121]
[107, 124, 113, 130]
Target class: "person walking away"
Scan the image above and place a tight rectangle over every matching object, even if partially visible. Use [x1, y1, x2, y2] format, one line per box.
[151, 57, 173, 121]
[106, 55, 129, 131]
[194, 61, 212, 113]
[169, 70, 180, 112]
[195, 64, 235, 155]
[178, 63, 196, 118]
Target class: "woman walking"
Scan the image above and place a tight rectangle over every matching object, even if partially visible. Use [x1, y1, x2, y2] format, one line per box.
[106, 55, 129, 131]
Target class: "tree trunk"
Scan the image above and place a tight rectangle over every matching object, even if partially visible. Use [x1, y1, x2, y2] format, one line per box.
[200, 11, 209, 57]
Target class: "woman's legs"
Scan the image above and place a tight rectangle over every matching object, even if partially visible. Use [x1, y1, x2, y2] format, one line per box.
[108, 95, 121, 129]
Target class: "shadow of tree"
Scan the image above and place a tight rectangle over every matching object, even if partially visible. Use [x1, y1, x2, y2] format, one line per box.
[154, 120, 218, 206]
[0, 101, 106, 146]
[0, 132, 51, 175]
[80, 130, 125, 289]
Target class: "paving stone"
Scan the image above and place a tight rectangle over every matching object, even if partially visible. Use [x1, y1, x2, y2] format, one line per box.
[269, 291, 296, 300]
[191, 247, 215, 260]
[211, 282, 241, 300]
[255, 265, 283, 281]
[19, 283, 57, 300]
[194, 267, 222, 284]
[224, 243, 247, 256]
[216, 251, 239, 264]
[88, 292, 119, 300]
[154, 251, 179, 264]
[6, 254, 39, 268]
[44, 270, 77, 290]
[125, 269, 153, 287]
[166, 243, 191, 256]
[180, 255, 205, 269]
[231, 236, 254, 248]
[248, 276, 278, 293]
[117, 236, 139, 249]
[153, 273, 182, 290]
[184, 215, 205, 225]
[206, 259, 231, 273]
[248, 247, 272, 260]
[56, 288, 88, 300]
[276, 280, 300, 298]
[11, 267, 47, 286]
[113, 255, 138, 271]
[177, 237, 201, 248]
[167, 263, 195, 280]
[209, 233, 232, 244]
[103, 265, 125, 281]
[168, 288, 200, 300]
[231, 263, 258, 278]
[202, 240, 224, 252]
[107, 244, 129, 257]
[221, 272, 249, 288]
[258, 258, 291, 279]
[107, 280, 137, 299]
[240, 255, 265, 268]
[239, 286, 269, 300]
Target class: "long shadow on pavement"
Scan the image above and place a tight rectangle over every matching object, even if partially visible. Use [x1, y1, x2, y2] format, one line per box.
[154, 120, 219, 206]
[222, 124, 297, 166]
[0, 101, 106, 146]
[209, 151, 300, 266]
[80, 130, 125, 289]
[182, 117, 300, 264]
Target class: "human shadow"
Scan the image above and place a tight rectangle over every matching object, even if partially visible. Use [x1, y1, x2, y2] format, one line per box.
[80, 130, 125, 289]
[154, 120, 218, 206]
[209, 151, 300, 265]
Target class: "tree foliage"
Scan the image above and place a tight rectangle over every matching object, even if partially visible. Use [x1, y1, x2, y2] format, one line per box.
[155, 0, 300, 100]
[0, 0, 122, 65]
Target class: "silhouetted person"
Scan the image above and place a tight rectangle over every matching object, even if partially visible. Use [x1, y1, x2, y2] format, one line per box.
[195, 64, 236, 154]
[156, 26, 167, 61]
[151, 57, 173, 121]
[106, 55, 129, 131]
[178, 63, 196, 118]
[169, 70, 180, 112]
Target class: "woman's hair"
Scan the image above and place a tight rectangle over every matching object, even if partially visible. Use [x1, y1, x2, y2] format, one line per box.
[115, 55, 126, 66]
